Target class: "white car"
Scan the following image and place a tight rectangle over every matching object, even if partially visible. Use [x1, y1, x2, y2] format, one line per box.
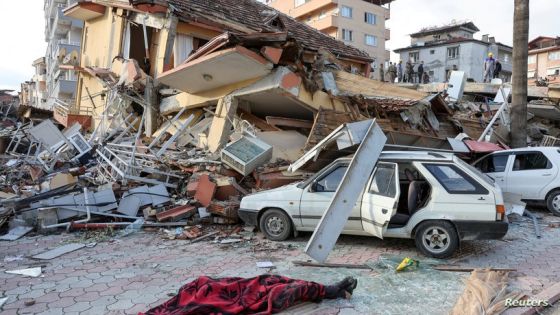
[474, 147, 560, 215]
[239, 151, 508, 258]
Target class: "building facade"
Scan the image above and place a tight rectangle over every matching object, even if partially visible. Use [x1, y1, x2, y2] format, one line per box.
[267, 0, 393, 79]
[394, 22, 512, 83]
[43, 0, 83, 111]
[20, 58, 48, 109]
[528, 36, 560, 86]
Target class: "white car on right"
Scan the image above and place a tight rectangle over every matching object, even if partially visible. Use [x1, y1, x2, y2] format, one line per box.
[473, 147, 560, 215]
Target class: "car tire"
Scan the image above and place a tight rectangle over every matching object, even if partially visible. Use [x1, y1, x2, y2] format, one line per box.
[414, 221, 459, 259]
[546, 190, 560, 216]
[259, 208, 292, 241]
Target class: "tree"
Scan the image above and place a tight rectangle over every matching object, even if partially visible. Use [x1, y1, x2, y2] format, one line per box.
[511, 0, 529, 148]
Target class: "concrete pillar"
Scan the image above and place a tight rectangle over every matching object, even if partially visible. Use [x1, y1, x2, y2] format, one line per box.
[207, 95, 238, 153]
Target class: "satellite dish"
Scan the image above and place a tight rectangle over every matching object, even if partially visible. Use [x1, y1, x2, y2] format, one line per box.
[63, 50, 79, 65]
[57, 48, 67, 62]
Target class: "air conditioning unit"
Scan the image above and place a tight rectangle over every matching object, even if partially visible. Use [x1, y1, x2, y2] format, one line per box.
[221, 136, 272, 176]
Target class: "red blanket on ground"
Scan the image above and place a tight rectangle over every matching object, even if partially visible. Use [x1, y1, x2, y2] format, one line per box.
[140, 275, 327, 315]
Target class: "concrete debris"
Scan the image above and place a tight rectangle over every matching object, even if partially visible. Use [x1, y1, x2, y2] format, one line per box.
[31, 243, 86, 260]
[5, 267, 42, 278]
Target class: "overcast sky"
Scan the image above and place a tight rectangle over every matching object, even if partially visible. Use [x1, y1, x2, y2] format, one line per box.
[0, 1, 558, 92]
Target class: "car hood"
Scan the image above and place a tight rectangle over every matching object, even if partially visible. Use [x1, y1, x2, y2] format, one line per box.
[241, 183, 303, 207]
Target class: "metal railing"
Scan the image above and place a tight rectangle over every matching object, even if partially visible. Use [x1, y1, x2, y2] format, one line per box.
[53, 98, 93, 117]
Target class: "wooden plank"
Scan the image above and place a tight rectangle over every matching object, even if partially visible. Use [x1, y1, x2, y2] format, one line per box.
[434, 266, 517, 272]
[292, 260, 372, 270]
[334, 70, 428, 100]
[265, 116, 313, 129]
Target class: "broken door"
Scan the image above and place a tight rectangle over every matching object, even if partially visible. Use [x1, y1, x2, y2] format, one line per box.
[360, 162, 400, 238]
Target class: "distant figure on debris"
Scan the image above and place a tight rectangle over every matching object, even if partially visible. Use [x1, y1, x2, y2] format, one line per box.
[397, 60, 403, 83]
[417, 61, 424, 84]
[422, 71, 430, 84]
[483, 52, 496, 83]
[388, 62, 397, 83]
[379, 63, 385, 82]
[405, 60, 414, 83]
[494, 59, 502, 79]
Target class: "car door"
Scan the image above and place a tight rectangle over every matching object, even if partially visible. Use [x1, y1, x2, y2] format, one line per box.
[360, 162, 400, 238]
[505, 151, 558, 199]
[474, 153, 512, 190]
[299, 163, 363, 231]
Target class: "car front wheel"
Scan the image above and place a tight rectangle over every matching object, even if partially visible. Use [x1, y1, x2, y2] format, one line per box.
[414, 221, 459, 259]
[259, 208, 292, 241]
[546, 190, 560, 216]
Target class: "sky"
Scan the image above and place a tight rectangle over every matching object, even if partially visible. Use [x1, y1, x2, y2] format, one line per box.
[0, 0, 558, 92]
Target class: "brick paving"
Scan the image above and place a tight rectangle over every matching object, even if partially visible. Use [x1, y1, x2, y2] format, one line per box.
[1, 207, 560, 314]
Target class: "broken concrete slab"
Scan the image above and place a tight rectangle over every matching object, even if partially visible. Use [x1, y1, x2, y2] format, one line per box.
[5, 267, 42, 277]
[305, 119, 387, 263]
[0, 226, 33, 241]
[194, 174, 216, 207]
[256, 131, 307, 162]
[156, 205, 196, 222]
[32, 243, 86, 260]
[49, 173, 78, 190]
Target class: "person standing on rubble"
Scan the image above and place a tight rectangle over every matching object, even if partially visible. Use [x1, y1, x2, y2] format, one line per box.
[397, 60, 403, 83]
[406, 60, 414, 83]
[417, 61, 424, 84]
[483, 52, 496, 83]
[494, 59, 502, 79]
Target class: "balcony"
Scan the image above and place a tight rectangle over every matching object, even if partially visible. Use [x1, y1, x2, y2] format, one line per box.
[53, 99, 93, 129]
[384, 8, 390, 20]
[291, 0, 337, 19]
[53, 78, 77, 97]
[49, 5, 84, 39]
[384, 28, 391, 41]
[55, 40, 81, 65]
[307, 15, 338, 31]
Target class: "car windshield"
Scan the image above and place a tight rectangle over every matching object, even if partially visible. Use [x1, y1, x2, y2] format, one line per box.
[457, 158, 495, 185]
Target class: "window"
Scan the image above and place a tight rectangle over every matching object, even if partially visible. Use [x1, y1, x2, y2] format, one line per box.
[430, 50, 435, 55]
[447, 46, 460, 59]
[528, 70, 536, 78]
[295, 0, 309, 6]
[369, 164, 396, 198]
[476, 154, 509, 173]
[341, 6, 353, 18]
[365, 34, 377, 46]
[513, 152, 552, 171]
[546, 67, 560, 76]
[364, 12, 376, 24]
[342, 29, 353, 41]
[549, 51, 560, 61]
[318, 11, 327, 19]
[528, 55, 537, 64]
[409, 51, 419, 63]
[424, 164, 488, 194]
[315, 166, 348, 192]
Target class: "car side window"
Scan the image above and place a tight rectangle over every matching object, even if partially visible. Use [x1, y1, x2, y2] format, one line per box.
[315, 166, 348, 192]
[513, 152, 552, 171]
[477, 154, 509, 173]
[424, 164, 488, 194]
[369, 164, 396, 198]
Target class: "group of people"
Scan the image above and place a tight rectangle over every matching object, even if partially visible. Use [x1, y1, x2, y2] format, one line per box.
[380, 51, 503, 84]
[382, 60, 429, 84]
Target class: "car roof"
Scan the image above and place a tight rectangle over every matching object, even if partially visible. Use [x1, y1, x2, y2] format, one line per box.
[337, 151, 455, 163]
[491, 146, 560, 154]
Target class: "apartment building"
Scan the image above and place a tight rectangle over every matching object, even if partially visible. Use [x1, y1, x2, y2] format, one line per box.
[394, 21, 512, 83]
[528, 36, 560, 86]
[267, 0, 393, 79]
[20, 58, 48, 109]
[43, 0, 83, 111]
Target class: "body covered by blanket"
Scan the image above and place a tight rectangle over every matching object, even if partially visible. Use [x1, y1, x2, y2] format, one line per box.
[141, 274, 357, 315]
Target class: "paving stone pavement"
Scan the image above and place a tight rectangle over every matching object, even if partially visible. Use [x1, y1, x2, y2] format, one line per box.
[1, 207, 560, 314]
